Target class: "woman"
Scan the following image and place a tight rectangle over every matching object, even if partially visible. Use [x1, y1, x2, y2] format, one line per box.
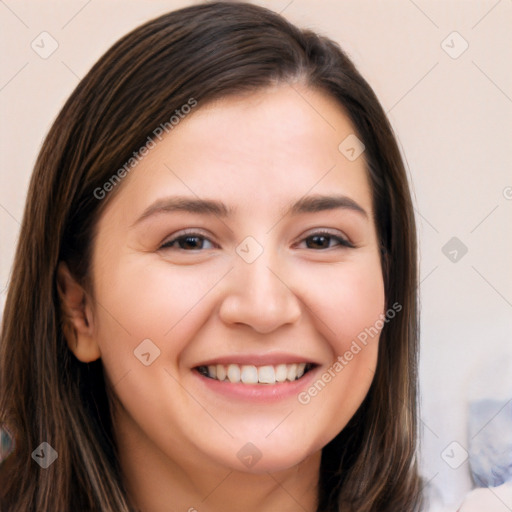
[0, 2, 422, 511]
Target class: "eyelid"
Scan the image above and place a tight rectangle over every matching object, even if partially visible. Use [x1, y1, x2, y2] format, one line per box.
[159, 227, 355, 251]
[295, 228, 355, 249]
[159, 228, 216, 249]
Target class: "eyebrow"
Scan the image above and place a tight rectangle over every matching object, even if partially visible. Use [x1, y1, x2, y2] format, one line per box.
[132, 193, 368, 226]
[286, 194, 368, 218]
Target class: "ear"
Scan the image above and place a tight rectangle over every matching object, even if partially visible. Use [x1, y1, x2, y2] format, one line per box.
[56, 261, 101, 362]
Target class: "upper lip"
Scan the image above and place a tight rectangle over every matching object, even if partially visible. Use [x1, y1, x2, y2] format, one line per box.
[194, 352, 320, 368]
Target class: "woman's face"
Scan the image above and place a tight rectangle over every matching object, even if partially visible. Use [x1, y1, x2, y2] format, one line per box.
[88, 84, 385, 474]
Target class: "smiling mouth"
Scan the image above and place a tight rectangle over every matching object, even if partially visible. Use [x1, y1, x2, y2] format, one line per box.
[196, 363, 315, 384]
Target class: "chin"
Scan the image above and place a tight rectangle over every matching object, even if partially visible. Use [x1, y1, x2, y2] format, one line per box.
[213, 435, 321, 475]
[232, 451, 313, 475]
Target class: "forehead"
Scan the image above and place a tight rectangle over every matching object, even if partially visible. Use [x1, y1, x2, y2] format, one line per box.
[97, 84, 373, 226]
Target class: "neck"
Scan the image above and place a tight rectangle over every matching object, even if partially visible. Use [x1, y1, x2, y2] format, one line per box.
[113, 406, 321, 512]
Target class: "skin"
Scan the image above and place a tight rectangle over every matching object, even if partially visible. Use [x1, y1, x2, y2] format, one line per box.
[57, 84, 385, 512]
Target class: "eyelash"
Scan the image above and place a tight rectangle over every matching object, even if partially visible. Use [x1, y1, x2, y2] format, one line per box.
[159, 229, 355, 251]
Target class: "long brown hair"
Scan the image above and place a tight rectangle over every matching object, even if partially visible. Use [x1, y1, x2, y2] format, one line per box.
[0, 2, 422, 510]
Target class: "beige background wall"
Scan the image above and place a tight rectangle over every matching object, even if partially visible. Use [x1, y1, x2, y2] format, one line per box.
[1, 1, 511, 510]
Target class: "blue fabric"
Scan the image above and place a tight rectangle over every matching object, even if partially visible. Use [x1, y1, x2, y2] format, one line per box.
[468, 398, 512, 487]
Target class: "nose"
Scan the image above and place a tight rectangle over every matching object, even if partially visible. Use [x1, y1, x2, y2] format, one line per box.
[218, 246, 302, 334]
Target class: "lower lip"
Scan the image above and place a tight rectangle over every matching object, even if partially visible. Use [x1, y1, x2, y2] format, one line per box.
[193, 366, 320, 403]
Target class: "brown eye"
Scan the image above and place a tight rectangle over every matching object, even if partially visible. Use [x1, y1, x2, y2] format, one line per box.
[301, 231, 354, 250]
[160, 232, 215, 251]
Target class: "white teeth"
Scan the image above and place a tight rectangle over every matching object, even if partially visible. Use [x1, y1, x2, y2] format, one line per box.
[201, 362, 312, 384]
[286, 363, 298, 381]
[240, 365, 258, 384]
[258, 365, 275, 384]
[227, 364, 241, 383]
[296, 363, 306, 379]
[207, 365, 217, 379]
[275, 364, 288, 382]
[216, 364, 226, 381]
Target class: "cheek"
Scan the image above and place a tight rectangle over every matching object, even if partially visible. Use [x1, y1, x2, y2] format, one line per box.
[296, 260, 384, 438]
[92, 249, 385, 367]
[305, 257, 385, 351]
[88, 257, 221, 429]
[91, 256, 221, 363]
